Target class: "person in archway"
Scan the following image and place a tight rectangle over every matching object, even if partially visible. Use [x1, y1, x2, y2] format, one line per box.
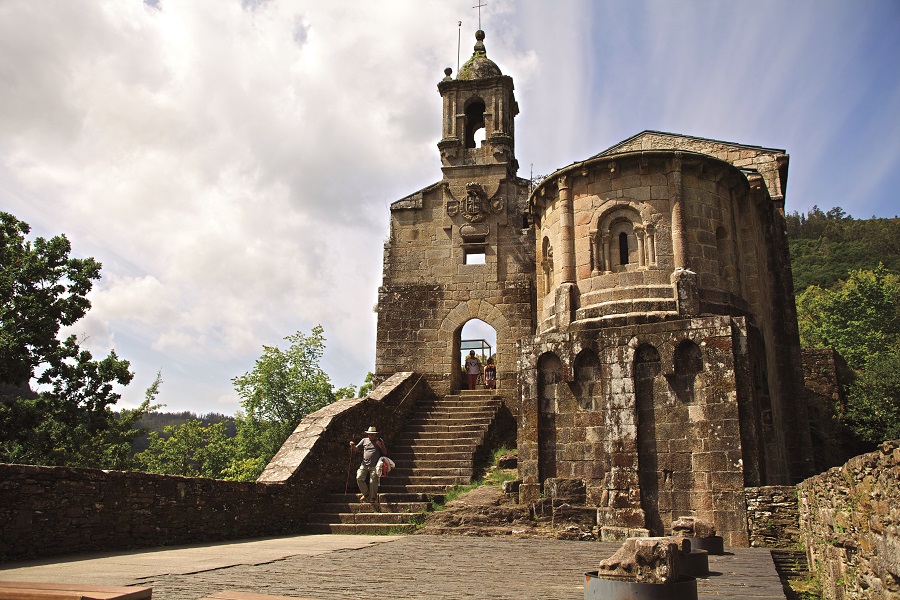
[349, 426, 387, 508]
[465, 350, 482, 390]
[484, 357, 496, 390]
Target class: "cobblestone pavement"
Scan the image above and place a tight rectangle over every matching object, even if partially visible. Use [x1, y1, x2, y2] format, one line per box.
[134, 535, 786, 600]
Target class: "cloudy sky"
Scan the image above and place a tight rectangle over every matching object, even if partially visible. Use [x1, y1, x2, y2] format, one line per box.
[2, 1, 898, 415]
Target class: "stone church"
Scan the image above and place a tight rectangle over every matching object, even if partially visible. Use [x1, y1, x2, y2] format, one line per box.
[374, 30, 815, 545]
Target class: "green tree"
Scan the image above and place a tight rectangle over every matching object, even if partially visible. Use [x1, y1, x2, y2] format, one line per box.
[357, 371, 375, 397]
[812, 266, 899, 370]
[796, 266, 900, 444]
[0, 212, 148, 467]
[844, 348, 900, 443]
[135, 419, 235, 478]
[229, 325, 339, 478]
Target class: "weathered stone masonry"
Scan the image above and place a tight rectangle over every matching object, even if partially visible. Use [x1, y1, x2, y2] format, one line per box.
[375, 30, 816, 547]
[798, 441, 900, 599]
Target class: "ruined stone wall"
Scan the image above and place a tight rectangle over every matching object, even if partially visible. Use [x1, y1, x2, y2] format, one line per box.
[518, 315, 753, 546]
[0, 373, 430, 562]
[745, 485, 801, 549]
[797, 441, 900, 599]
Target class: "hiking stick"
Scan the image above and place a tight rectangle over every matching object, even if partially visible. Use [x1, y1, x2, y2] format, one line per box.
[344, 443, 353, 495]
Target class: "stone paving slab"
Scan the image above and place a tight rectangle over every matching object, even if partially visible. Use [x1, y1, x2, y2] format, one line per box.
[0, 534, 786, 599]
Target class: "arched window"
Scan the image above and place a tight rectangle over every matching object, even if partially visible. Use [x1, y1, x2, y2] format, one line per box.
[619, 232, 629, 265]
[464, 99, 486, 148]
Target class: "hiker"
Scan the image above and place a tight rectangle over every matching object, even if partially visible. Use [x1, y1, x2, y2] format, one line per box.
[484, 357, 496, 390]
[465, 350, 482, 390]
[350, 426, 387, 507]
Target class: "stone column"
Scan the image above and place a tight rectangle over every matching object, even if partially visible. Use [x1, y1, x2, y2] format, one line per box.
[635, 226, 646, 268]
[646, 223, 657, 266]
[557, 175, 576, 283]
[590, 229, 601, 276]
[669, 153, 687, 270]
[602, 232, 611, 273]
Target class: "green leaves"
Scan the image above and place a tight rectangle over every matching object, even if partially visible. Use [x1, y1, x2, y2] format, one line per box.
[0, 212, 149, 468]
[0, 212, 102, 387]
[796, 266, 900, 444]
[232, 324, 336, 435]
[135, 420, 235, 478]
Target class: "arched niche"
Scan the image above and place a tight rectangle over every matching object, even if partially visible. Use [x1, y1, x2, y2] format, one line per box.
[634, 343, 663, 535]
[572, 349, 601, 410]
[591, 203, 657, 274]
[668, 340, 703, 404]
[537, 352, 564, 486]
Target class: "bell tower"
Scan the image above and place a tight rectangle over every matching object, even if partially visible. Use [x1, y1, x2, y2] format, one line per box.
[437, 30, 519, 181]
[375, 27, 535, 400]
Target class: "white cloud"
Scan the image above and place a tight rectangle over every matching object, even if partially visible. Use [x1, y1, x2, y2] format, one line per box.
[2, 0, 898, 413]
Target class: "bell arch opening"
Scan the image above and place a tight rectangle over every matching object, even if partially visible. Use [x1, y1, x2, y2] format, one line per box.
[464, 98, 486, 148]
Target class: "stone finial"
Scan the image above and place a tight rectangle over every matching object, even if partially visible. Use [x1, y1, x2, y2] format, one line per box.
[598, 537, 682, 584]
[443, 67, 453, 81]
[474, 29, 486, 54]
[671, 516, 717, 538]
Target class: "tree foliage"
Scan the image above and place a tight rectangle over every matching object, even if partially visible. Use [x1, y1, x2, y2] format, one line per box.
[134, 326, 341, 481]
[232, 326, 335, 429]
[0, 212, 150, 467]
[796, 266, 900, 444]
[786, 206, 900, 292]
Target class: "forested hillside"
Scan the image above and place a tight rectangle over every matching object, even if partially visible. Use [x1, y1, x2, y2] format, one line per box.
[788, 207, 900, 455]
[786, 206, 899, 291]
[131, 411, 235, 454]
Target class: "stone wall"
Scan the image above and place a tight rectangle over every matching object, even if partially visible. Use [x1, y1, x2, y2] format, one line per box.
[745, 485, 800, 549]
[797, 440, 900, 599]
[518, 315, 755, 546]
[0, 373, 431, 562]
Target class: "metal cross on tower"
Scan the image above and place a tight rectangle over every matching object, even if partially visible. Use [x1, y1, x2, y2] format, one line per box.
[473, 1, 486, 29]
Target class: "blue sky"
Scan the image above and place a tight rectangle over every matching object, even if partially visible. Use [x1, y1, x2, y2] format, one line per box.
[1, 1, 897, 415]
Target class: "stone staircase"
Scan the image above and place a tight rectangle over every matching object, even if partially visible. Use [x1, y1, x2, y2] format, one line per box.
[305, 390, 502, 534]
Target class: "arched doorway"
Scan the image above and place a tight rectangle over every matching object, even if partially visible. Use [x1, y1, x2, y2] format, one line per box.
[456, 318, 497, 391]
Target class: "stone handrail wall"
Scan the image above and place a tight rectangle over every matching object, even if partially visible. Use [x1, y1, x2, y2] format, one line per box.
[797, 440, 900, 599]
[0, 372, 431, 562]
[744, 485, 801, 549]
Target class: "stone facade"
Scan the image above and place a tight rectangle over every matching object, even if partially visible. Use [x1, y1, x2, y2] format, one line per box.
[797, 441, 900, 599]
[375, 30, 814, 547]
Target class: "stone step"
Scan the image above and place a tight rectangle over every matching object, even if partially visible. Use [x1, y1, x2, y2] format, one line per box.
[323, 492, 438, 504]
[303, 523, 417, 535]
[377, 483, 457, 495]
[416, 401, 501, 410]
[308, 512, 418, 525]
[394, 465, 472, 474]
[384, 475, 471, 486]
[388, 459, 472, 469]
[404, 424, 487, 434]
[315, 501, 432, 514]
[397, 433, 482, 443]
[390, 450, 473, 461]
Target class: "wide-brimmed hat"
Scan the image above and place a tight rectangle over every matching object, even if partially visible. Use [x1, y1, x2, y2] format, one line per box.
[364, 426, 378, 435]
